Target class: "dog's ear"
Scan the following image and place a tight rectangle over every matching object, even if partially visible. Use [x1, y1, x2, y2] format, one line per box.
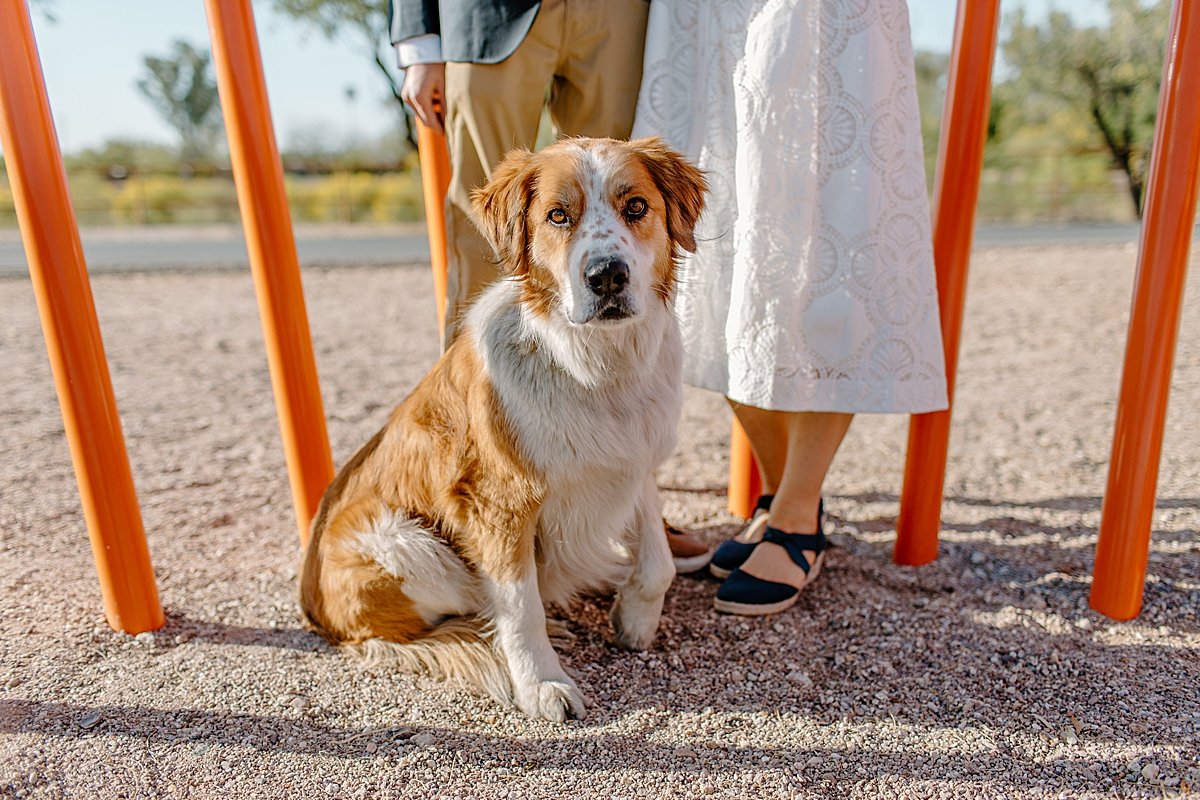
[471, 148, 538, 275]
[631, 136, 707, 254]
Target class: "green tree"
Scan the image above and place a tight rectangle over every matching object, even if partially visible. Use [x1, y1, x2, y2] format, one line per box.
[913, 50, 949, 161]
[65, 138, 179, 177]
[1001, 0, 1170, 217]
[136, 40, 223, 163]
[270, 0, 415, 147]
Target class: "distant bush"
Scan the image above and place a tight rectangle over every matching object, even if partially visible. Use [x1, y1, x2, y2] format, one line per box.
[368, 173, 426, 222]
[65, 171, 118, 224]
[0, 173, 13, 226]
[285, 171, 423, 224]
[111, 176, 240, 224]
[0, 170, 425, 227]
[977, 153, 1135, 223]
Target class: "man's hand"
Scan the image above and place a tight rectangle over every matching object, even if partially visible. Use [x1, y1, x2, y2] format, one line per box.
[401, 62, 446, 134]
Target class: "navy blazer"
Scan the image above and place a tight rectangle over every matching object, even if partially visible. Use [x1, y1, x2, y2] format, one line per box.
[389, 0, 542, 65]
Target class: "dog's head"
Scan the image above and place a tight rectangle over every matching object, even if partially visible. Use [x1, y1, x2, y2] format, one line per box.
[472, 137, 707, 327]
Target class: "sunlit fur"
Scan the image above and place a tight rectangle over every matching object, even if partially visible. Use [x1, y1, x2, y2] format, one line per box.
[298, 137, 707, 722]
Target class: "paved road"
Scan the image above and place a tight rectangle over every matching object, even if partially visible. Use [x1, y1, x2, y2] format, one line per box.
[0, 221, 1165, 276]
[0, 224, 430, 275]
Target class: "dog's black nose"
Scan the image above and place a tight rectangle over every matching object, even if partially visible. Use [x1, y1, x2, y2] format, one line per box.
[584, 256, 629, 297]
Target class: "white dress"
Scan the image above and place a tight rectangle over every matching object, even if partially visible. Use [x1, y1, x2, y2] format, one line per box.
[633, 0, 949, 413]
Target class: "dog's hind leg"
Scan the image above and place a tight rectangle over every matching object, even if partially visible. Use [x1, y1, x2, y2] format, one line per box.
[352, 508, 482, 624]
[303, 503, 483, 643]
[610, 475, 675, 650]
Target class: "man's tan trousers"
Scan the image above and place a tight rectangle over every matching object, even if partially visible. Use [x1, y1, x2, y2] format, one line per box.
[441, 0, 650, 343]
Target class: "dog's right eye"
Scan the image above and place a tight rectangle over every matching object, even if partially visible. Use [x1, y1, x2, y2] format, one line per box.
[547, 208, 570, 227]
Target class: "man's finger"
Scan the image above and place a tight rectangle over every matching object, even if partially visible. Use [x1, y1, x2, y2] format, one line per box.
[409, 95, 432, 130]
[427, 96, 445, 135]
[414, 94, 443, 135]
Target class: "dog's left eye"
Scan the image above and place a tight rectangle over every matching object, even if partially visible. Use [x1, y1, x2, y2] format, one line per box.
[547, 208, 570, 226]
[624, 197, 648, 220]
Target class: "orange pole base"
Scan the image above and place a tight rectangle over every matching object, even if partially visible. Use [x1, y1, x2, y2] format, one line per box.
[205, 0, 333, 545]
[895, 413, 949, 566]
[727, 419, 762, 519]
[895, 0, 1001, 566]
[1091, 0, 1200, 621]
[416, 120, 453, 338]
[0, 0, 162, 633]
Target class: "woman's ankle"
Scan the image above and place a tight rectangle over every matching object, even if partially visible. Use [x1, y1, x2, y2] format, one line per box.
[764, 495, 822, 534]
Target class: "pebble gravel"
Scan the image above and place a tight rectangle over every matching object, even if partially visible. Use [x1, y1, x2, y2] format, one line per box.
[1, 244, 1197, 798]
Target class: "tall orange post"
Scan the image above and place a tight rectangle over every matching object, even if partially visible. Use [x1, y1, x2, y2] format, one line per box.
[415, 119, 453, 338]
[1091, 0, 1200, 621]
[204, 0, 333, 544]
[0, 0, 163, 633]
[894, 0, 1001, 565]
[727, 420, 762, 518]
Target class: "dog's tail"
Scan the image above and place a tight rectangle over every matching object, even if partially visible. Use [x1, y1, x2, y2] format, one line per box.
[347, 617, 514, 707]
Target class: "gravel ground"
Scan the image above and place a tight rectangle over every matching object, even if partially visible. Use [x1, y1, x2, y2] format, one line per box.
[1, 243, 1198, 799]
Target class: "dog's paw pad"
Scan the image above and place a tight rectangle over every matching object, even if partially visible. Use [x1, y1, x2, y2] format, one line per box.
[612, 627, 656, 651]
[519, 679, 587, 722]
[611, 599, 659, 650]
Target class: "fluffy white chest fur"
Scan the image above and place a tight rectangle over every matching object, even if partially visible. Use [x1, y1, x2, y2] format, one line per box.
[470, 279, 684, 606]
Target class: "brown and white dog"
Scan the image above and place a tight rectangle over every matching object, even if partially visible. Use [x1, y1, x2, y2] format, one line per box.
[299, 137, 706, 721]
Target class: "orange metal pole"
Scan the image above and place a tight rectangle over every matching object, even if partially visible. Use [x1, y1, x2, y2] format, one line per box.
[1091, 0, 1200, 621]
[0, 0, 162, 633]
[204, 0, 333, 544]
[727, 420, 762, 519]
[415, 119, 453, 338]
[894, 0, 1001, 566]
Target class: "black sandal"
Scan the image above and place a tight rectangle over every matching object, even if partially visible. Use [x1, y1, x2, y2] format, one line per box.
[713, 523, 827, 616]
[710, 496, 827, 580]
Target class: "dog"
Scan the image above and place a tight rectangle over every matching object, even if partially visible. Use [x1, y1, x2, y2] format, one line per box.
[298, 136, 706, 722]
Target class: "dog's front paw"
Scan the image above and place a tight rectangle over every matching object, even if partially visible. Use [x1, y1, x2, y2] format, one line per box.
[610, 595, 661, 650]
[515, 676, 587, 722]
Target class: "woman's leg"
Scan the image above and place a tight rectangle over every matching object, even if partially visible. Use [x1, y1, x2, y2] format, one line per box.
[729, 403, 852, 586]
[728, 400, 787, 495]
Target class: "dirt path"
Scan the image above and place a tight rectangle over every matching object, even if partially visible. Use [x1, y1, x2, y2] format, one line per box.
[1, 244, 1197, 798]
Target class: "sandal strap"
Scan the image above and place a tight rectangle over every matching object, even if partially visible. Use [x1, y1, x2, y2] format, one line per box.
[754, 494, 775, 514]
[762, 526, 826, 575]
[734, 513, 772, 544]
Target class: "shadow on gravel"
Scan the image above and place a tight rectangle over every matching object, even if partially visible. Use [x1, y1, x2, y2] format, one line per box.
[548, 500, 1199, 757]
[658, 484, 728, 497]
[135, 613, 329, 653]
[0, 698, 1151, 786]
[850, 514, 1199, 548]
[839, 492, 1200, 512]
[0, 699, 414, 759]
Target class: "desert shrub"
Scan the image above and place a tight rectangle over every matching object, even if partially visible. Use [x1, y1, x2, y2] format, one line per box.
[0, 174, 13, 226]
[286, 172, 424, 223]
[65, 172, 118, 225]
[111, 176, 189, 224]
[369, 172, 424, 222]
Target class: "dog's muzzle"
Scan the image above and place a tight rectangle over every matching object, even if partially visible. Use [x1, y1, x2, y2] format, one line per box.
[581, 256, 633, 323]
[585, 256, 629, 298]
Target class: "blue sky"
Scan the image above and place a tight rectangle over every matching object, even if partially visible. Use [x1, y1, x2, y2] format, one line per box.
[16, 0, 1111, 154]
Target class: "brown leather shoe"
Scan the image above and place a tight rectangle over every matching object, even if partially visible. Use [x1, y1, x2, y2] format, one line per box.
[665, 520, 713, 574]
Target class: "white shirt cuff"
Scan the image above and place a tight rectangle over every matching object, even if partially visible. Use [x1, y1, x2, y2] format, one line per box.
[395, 35, 443, 68]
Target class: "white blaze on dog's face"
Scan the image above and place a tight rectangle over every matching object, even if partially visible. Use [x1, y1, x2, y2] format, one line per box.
[529, 140, 662, 326]
[472, 137, 707, 327]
